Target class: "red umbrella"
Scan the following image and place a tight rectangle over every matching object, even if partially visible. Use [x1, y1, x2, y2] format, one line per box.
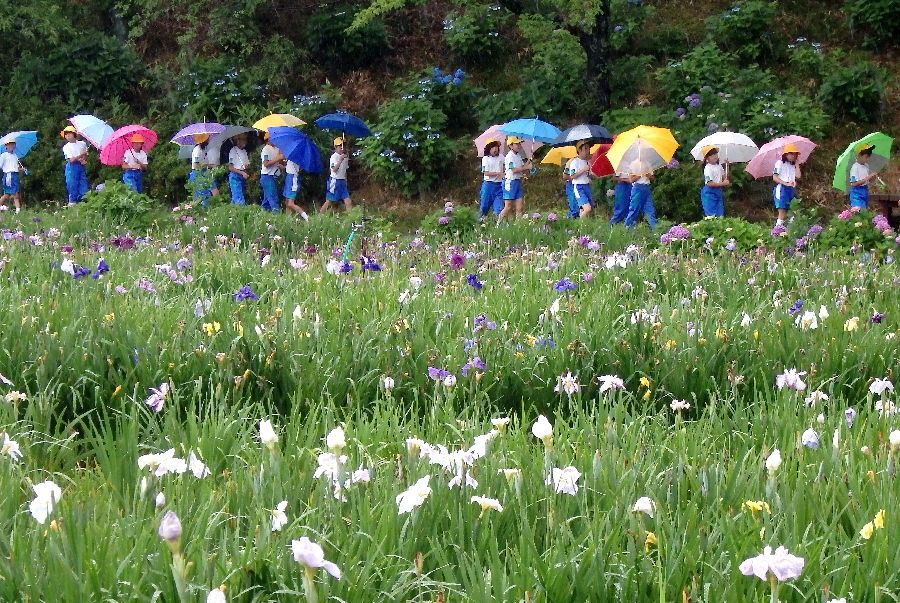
[590, 143, 614, 177]
[100, 125, 158, 166]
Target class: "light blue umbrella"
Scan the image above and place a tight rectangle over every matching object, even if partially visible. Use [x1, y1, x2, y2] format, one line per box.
[69, 115, 113, 150]
[0, 131, 38, 159]
[499, 118, 562, 144]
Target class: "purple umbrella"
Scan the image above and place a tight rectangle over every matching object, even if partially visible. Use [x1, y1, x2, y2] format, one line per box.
[171, 122, 226, 145]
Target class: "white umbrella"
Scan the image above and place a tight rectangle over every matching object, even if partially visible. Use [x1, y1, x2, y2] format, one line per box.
[690, 132, 758, 163]
[177, 125, 254, 164]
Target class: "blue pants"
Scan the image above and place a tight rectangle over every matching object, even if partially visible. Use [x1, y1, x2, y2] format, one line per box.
[228, 172, 246, 205]
[624, 183, 657, 229]
[849, 186, 868, 209]
[122, 169, 143, 193]
[189, 169, 214, 206]
[479, 181, 503, 216]
[65, 162, 89, 203]
[565, 182, 578, 218]
[260, 174, 280, 212]
[284, 173, 301, 200]
[700, 185, 724, 217]
[610, 182, 631, 224]
[773, 184, 795, 210]
[2, 172, 20, 195]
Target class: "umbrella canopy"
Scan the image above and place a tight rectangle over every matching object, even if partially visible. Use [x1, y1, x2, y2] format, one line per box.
[0, 131, 38, 159]
[551, 124, 613, 147]
[177, 125, 255, 164]
[606, 125, 679, 174]
[267, 126, 323, 174]
[100, 125, 158, 166]
[746, 135, 816, 180]
[171, 122, 226, 145]
[499, 118, 562, 144]
[69, 115, 113, 150]
[590, 143, 615, 178]
[690, 132, 759, 163]
[253, 114, 306, 131]
[473, 125, 542, 158]
[541, 144, 603, 166]
[314, 112, 371, 138]
[832, 132, 893, 192]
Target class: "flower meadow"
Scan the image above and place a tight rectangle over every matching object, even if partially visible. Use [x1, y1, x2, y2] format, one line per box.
[0, 207, 899, 602]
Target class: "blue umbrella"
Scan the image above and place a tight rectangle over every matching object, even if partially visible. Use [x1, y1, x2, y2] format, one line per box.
[0, 131, 38, 159]
[267, 126, 323, 174]
[499, 118, 562, 144]
[551, 124, 613, 147]
[314, 112, 372, 138]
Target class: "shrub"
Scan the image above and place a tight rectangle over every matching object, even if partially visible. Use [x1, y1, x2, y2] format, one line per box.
[817, 209, 897, 254]
[686, 217, 768, 252]
[610, 55, 653, 106]
[173, 57, 269, 123]
[818, 60, 886, 123]
[787, 42, 829, 90]
[652, 165, 703, 224]
[305, 6, 389, 73]
[442, 2, 510, 64]
[706, 1, 778, 63]
[742, 90, 828, 140]
[516, 15, 586, 119]
[844, 0, 900, 47]
[656, 42, 740, 103]
[399, 68, 480, 135]
[420, 203, 479, 238]
[75, 180, 164, 229]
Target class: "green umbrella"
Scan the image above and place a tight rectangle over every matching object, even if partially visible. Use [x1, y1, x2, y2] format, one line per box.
[833, 132, 893, 192]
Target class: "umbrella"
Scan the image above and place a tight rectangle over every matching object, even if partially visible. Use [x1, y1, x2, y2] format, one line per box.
[541, 144, 603, 166]
[606, 125, 679, 174]
[832, 132, 893, 192]
[314, 112, 371, 138]
[746, 135, 816, 180]
[590, 143, 615, 178]
[690, 132, 759, 163]
[253, 114, 307, 131]
[177, 125, 255, 165]
[499, 118, 562, 144]
[0, 131, 38, 159]
[171, 122, 226, 145]
[100, 125, 158, 166]
[551, 124, 613, 147]
[68, 115, 113, 150]
[473, 125, 542, 158]
[267, 126, 323, 174]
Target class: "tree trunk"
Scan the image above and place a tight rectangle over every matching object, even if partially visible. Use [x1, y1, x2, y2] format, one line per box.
[578, 0, 611, 117]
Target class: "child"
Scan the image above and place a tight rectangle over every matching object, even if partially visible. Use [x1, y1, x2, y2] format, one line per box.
[323, 137, 352, 211]
[700, 146, 730, 217]
[849, 144, 877, 209]
[609, 172, 631, 225]
[623, 158, 657, 229]
[0, 140, 23, 213]
[259, 132, 284, 213]
[772, 143, 800, 226]
[567, 141, 593, 218]
[283, 159, 309, 220]
[478, 139, 503, 220]
[498, 135, 532, 223]
[189, 134, 219, 205]
[563, 156, 577, 218]
[61, 125, 89, 205]
[227, 133, 251, 206]
[121, 133, 148, 193]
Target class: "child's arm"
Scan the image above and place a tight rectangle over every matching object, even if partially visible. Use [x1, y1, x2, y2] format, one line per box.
[773, 174, 792, 186]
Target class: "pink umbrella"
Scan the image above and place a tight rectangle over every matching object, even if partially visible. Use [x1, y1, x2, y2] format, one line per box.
[473, 124, 542, 159]
[746, 135, 816, 180]
[100, 125, 158, 166]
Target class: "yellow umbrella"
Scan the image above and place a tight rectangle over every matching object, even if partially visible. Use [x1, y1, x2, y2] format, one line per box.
[541, 144, 602, 166]
[605, 125, 678, 175]
[252, 114, 307, 130]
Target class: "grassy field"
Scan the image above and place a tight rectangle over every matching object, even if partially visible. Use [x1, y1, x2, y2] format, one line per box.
[0, 205, 897, 602]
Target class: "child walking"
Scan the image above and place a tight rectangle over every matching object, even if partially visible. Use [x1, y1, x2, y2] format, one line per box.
[609, 172, 631, 225]
[498, 135, 532, 223]
[849, 144, 877, 209]
[564, 156, 576, 218]
[773, 143, 801, 226]
[189, 134, 219, 205]
[259, 133, 284, 212]
[623, 158, 657, 229]
[121, 133, 148, 193]
[567, 141, 593, 219]
[227, 133, 251, 205]
[479, 139, 503, 220]
[283, 160, 310, 220]
[323, 137, 352, 211]
[699, 146, 730, 217]
[0, 140, 23, 213]
[61, 125, 89, 205]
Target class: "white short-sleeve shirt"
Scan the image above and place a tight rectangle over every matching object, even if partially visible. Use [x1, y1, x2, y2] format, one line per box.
[285, 160, 300, 175]
[505, 150, 523, 181]
[481, 155, 503, 182]
[260, 144, 282, 176]
[63, 141, 87, 161]
[0, 152, 19, 173]
[629, 159, 651, 185]
[191, 145, 207, 167]
[228, 147, 249, 170]
[569, 157, 591, 185]
[704, 163, 725, 184]
[329, 152, 348, 179]
[849, 162, 869, 185]
[773, 160, 797, 184]
[123, 149, 148, 168]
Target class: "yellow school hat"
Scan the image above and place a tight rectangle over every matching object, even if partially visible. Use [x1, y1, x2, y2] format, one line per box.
[575, 139, 591, 150]
[783, 143, 799, 154]
[193, 133, 209, 144]
[702, 145, 719, 157]
[855, 143, 875, 154]
[506, 135, 523, 145]
[334, 137, 344, 147]
[60, 125, 77, 139]
[131, 133, 145, 143]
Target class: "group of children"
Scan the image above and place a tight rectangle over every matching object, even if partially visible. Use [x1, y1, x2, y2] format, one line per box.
[477, 138, 886, 229]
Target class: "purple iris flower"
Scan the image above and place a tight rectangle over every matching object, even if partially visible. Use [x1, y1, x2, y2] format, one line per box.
[870, 312, 884, 324]
[450, 253, 465, 270]
[553, 277, 577, 292]
[788, 299, 803, 315]
[428, 366, 450, 381]
[461, 357, 486, 377]
[233, 285, 259, 302]
[361, 256, 381, 271]
[304, 244, 318, 255]
[73, 266, 91, 279]
[473, 314, 496, 332]
[338, 261, 353, 274]
[91, 258, 110, 279]
[466, 273, 483, 290]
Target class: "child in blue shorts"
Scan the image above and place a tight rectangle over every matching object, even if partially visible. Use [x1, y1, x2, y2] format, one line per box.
[567, 140, 593, 219]
[323, 137, 352, 212]
[189, 134, 220, 205]
[61, 126, 89, 205]
[227, 133, 251, 205]
[478, 139, 503, 219]
[121, 134, 148, 193]
[772, 143, 800, 227]
[563, 157, 577, 218]
[259, 133, 284, 213]
[623, 159, 657, 229]
[498, 136, 532, 223]
[0, 140, 23, 213]
[848, 144, 878, 210]
[283, 160, 310, 221]
[699, 146, 730, 217]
